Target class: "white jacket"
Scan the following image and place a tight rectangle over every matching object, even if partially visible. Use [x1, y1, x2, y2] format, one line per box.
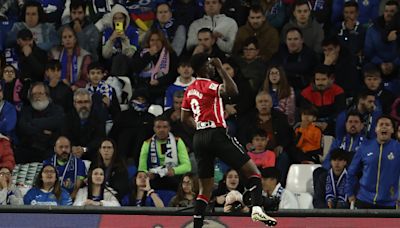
[270, 183, 299, 209]
[186, 14, 238, 53]
[73, 187, 120, 207]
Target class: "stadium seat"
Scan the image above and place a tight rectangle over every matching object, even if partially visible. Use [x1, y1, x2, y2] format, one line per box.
[322, 135, 335, 162]
[286, 164, 321, 195]
[294, 192, 314, 209]
[116, 76, 133, 111]
[148, 104, 164, 116]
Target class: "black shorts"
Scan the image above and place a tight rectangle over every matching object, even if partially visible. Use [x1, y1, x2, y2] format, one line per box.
[193, 127, 250, 178]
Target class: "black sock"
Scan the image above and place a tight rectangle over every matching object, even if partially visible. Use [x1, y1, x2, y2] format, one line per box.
[248, 176, 263, 207]
[194, 196, 208, 228]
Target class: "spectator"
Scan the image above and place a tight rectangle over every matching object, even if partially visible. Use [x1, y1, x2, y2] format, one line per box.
[233, 37, 267, 95]
[0, 83, 17, 142]
[108, 88, 155, 164]
[191, 27, 226, 59]
[294, 107, 323, 164]
[362, 63, 396, 114]
[321, 36, 359, 98]
[261, 167, 299, 209]
[4, 28, 47, 83]
[49, 26, 92, 90]
[238, 91, 293, 186]
[300, 65, 346, 135]
[171, 0, 203, 29]
[61, 88, 106, 161]
[17, 82, 64, 163]
[148, 2, 186, 57]
[7, 1, 58, 51]
[381, 61, 400, 97]
[86, 62, 120, 121]
[0, 167, 23, 205]
[169, 172, 199, 207]
[391, 97, 400, 124]
[95, 138, 129, 202]
[364, 1, 400, 68]
[331, 0, 380, 28]
[121, 171, 165, 207]
[161, 90, 195, 153]
[164, 59, 195, 110]
[138, 116, 191, 191]
[73, 165, 120, 206]
[325, 149, 349, 209]
[221, 58, 254, 136]
[261, 0, 287, 29]
[211, 169, 246, 209]
[0, 0, 20, 22]
[281, 0, 324, 53]
[336, 91, 381, 140]
[102, 4, 138, 76]
[24, 164, 73, 206]
[313, 112, 365, 208]
[334, 1, 366, 63]
[45, 60, 73, 113]
[186, 0, 238, 53]
[247, 129, 276, 169]
[65, 0, 100, 61]
[346, 115, 400, 209]
[271, 27, 317, 91]
[43, 136, 86, 199]
[0, 64, 24, 112]
[261, 65, 296, 125]
[233, 5, 280, 62]
[132, 28, 178, 105]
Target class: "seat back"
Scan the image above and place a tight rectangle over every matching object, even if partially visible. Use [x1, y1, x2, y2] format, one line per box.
[322, 135, 335, 162]
[286, 164, 321, 194]
[294, 192, 314, 209]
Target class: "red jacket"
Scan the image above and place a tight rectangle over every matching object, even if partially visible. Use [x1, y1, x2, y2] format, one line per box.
[0, 138, 15, 171]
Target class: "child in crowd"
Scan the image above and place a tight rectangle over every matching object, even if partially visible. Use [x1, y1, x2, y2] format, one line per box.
[247, 129, 276, 169]
[164, 59, 195, 109]
[325, 149, 348, 209]
[294, 107, 322, 164]
[86, 62, 120, 120]
[45, 60, 73, 113]
[169, 173, 198, 207]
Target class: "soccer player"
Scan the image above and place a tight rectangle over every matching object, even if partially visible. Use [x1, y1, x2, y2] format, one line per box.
[181, 53, 277, 227]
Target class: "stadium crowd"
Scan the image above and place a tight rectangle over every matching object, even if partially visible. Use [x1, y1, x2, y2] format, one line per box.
[0, 0, 399, 211]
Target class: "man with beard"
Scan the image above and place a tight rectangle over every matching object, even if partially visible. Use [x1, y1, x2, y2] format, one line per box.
[61, 88, 106, 161]
[43, 136, 86, 199]
[17, 82, 64, 163]
[233, 5, 279, 62]
[346, 115, 400, 209]
[336, 91, 382, 140]
[313, 112, 365, 208]
[63, 0, 100, 61]
[300, 65, 346, 135]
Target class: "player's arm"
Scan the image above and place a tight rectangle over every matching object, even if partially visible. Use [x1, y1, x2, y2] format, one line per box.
[211, 58, 238, 97]
[181, 109, 196, 129]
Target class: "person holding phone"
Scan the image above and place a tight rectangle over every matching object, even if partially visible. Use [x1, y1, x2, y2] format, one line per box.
[102, 4, 139, 76]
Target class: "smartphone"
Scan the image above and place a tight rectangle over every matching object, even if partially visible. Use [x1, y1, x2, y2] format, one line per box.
[115, 22, 123, 32]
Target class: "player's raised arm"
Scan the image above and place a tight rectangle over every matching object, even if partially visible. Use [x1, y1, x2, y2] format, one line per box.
[210, 58, 239, 97]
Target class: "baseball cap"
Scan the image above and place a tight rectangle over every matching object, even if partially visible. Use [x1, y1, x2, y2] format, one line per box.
[17, 29, 33, 40]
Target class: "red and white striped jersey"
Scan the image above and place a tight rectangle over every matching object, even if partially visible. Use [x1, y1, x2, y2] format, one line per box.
[181, 78, 226, 130]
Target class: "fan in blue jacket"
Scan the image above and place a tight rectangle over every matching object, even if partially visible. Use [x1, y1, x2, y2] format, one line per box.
[346, 115, 400, 208]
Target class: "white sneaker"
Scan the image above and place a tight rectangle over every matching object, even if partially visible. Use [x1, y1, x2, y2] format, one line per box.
[251, 206, 277, 227]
